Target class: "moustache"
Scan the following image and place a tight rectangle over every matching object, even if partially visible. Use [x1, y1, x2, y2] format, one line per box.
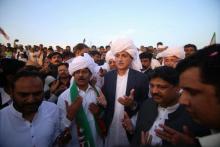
[25, 102, 41, 107]
[152, 93, 162, 98]
[78, 78, 86, 80]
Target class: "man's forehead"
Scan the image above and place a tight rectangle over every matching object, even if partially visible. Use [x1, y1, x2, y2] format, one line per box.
[180, 67, 200, 78]
[52, 54, 61, 58]
[115, 50, 129, 55]
[74, 68, 90, 72]
[15, 77, 43, 89]
[141, 58, 150, 61]
[150, 77, 171, 85]
[179, 67, 202, 87]
[184, 47, 195, 51]
[164, 56, 179, 60]
[115, 51, 133, 59]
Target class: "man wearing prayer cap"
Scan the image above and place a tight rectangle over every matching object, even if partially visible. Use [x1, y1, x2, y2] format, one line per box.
[57, 56, 107, 147]
[103, 37, 149, 147]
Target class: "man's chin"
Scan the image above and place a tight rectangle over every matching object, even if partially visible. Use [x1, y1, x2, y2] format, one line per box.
[192, 117, 203, 124]
[153, 96, 162, 103]
[186, 110, 201, 124]
[23, 106, 39, 114]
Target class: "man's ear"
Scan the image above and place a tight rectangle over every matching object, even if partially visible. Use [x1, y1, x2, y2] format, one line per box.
[88, 72, 92, 79]
[175, 86, 181, 94]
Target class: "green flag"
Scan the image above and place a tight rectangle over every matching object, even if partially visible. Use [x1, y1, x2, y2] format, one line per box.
[70, 82, 96, 147]
[210, 32, 216, 45]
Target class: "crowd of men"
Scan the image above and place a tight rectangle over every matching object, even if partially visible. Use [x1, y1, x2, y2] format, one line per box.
[0, 38, 219, 147]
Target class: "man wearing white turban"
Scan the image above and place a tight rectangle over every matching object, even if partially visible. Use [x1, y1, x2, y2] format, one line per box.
[156, 47, 184, 68]
[102, 50, 116, 71]
[57, 56, 107, 147]
[103, 38, 149, 147]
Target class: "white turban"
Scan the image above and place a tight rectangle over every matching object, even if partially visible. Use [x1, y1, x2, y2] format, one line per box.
[68, 56, 94, 75]
[110, 37, 142, 71]
[105, 50, 115, 63]
[156, 47, 184, 59]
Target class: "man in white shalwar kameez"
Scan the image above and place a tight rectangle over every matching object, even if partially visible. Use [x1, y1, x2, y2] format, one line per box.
[103, 38, 149, 147]
[57, 56, 107, 147]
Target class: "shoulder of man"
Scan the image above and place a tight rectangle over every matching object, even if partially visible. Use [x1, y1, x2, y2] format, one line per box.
[57, 88, 71, 105]
[104, 69, 117, 77]
[41, 101, 59, 111]
[129, 68, 148, 78]
[139, 98, 156, 111]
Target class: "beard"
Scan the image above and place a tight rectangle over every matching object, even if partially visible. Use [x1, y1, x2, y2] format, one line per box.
[60, 73, 69, 78]
[13, 100, 43, 115]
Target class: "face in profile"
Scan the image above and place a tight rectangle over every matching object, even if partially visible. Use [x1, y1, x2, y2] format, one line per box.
[12, 76, 44, 115]
[179, 67, 220, 129]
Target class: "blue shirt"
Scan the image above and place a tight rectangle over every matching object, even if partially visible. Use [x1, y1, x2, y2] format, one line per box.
[0, 101, 60, 147]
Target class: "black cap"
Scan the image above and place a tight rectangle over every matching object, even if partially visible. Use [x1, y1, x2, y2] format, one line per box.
[47, 52, 63, 59]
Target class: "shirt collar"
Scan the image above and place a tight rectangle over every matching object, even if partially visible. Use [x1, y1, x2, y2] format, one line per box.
[9, 103, 24, 119]
[9, 102, 42, 121]
[77, 84, 93, 93]
[117, 68, 129, 77]
[158, 103, 180, 119]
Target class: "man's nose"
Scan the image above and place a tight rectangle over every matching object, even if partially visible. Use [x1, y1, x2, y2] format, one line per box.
[151, 86, 159, 94]
[26, 94, 35, 102]
[179, 92, 190, 106]
[78, 71, 84, 76]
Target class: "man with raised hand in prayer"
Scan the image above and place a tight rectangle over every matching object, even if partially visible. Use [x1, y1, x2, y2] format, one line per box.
[103, 38, 149, 147]
[57, 56, 107, 147]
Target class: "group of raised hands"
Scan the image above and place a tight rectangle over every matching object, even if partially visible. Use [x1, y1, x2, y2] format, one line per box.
[116, 89, 198, 146]
[65, 89, 107, 121]
[64, 87, 198, 146]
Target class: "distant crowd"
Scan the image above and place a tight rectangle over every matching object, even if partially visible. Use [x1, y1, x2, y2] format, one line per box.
[0, 38, 219, 147]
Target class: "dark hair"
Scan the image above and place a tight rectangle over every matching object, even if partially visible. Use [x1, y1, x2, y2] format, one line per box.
[12, 69, 44, 89]
[62, 51, 74, 59]
[22, 65, 41, 71]
[176, 44, 220, 100]
[91, 45, 96, 49]
[157, 42, 163, 46]
[139, 52, 153, 60]
[0, 58, 26, 87]
[57, 62, 69, 68]
[48, 47, 54, 52]
[73, 43, 89, 52]
[89, 50, 101, 56]
[149, 66, 179, 86]
[105, 45, 110, 49]
[184, 44, 197, 51]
